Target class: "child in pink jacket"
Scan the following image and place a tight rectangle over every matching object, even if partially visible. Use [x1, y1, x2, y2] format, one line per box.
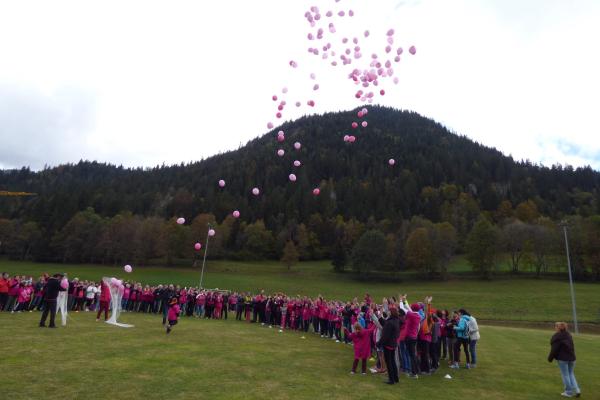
[344, 322, 376, 374]
[14, 283, 32, 312]
[166, 297, 180, 334]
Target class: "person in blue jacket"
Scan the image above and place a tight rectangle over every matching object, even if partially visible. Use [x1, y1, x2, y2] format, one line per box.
[450, 308, 471, 369]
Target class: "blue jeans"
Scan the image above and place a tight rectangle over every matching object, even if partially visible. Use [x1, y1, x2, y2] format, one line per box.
[469, 339, 478, 365]
[558, 361, 580, 395]
[399, 341, 411, 372]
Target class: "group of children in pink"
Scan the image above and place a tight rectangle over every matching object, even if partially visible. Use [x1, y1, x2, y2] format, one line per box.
[2, 272, 480, 382]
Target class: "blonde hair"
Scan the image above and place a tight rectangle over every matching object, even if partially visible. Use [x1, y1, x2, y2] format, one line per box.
[353, 322, 363, 332]
[555, 322, 568, 331]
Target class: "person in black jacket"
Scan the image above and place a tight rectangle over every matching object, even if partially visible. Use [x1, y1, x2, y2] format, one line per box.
[39, 273, 66, 328]
[548, 322, 581, 398]
[377, 308, 401, 385]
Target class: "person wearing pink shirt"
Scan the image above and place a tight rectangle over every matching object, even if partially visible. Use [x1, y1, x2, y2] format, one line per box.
[0, 272, 10, 311]
[399, 296, 421, 378]
[121, 284, 131, 311]
[14, 281, 33, 312]
[195, 292, 205, 317]
[302, 304, 311, 332]
[214, 293, 223, 319]
[344, 322, 376, 374]
[5, 276, 20, 312]
[166, 297, 180, 334]
[179, 289, 188, 316]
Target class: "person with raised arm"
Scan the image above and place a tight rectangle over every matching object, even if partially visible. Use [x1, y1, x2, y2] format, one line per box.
[398, 294, 421, 379]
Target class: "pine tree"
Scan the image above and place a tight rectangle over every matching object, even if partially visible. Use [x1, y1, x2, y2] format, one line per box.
[331, 237, 348, 272]
[281, 240, 299, 271]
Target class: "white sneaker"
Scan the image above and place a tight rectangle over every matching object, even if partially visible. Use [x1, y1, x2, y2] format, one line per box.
[561, 392, 573, 398]
[350, 371, 355, 375]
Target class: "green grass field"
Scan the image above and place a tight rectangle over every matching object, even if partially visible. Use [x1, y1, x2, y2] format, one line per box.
[2, 259, 599, 324]
[1, 312, 598, 400]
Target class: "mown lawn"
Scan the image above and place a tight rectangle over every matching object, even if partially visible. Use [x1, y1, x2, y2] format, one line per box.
[2, 259, 599, 324]
[0, 312, 598, 400]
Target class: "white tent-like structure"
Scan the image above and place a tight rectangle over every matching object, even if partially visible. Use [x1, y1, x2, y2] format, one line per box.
[102, 277, 134, 328]
[56, 289, 68, 326]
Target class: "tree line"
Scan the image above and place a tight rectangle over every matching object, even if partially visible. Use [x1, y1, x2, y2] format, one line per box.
[1, 204, 599, 281]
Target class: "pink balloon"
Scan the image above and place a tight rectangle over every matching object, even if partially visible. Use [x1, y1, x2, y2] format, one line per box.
[294, 142, 301, 150]
[267, 122, 274, 129]
[277, 149, 285, 157]
[282, 87, 288, 93]
[252, 187, 260, 196]
[343, 135, 350, 142]
[387, 29, 395, 36]
[313, 188, 320, 196]
[233, 210, 240, 218]
[289, 60, 298, 68]
[115, 279, 122, 286]
[124, 264, 132, 273]
[118, 284, 125, 295]
[380, 89, 385, 96]
[349, 136, 356, 143]
[208, 229, 216, 237]
[276, 112, 282, 119]
[289, 174, 297, 182]
[272, 95, 278, 101]
[110, 277, 118, 286]
[313, 84, 319, 91]
[362, 121, 368, 128]
[307, 100, 315, 107]
[393, 77, 399, 84]
[352, 122, 358, 129]
[349, 10, 354, 17]
[409, 45, 416, 55]
[295, 101, 301, 107]
[176, 217, 185, 225]
[218, 179, 226, 187]
[60, 278, 68, 289]
[293, 160, 301, 167]
[194, 243, 202, 251]
[389, 159, 396, 166]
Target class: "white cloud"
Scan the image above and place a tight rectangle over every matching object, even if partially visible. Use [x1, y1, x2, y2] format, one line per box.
[0, 0, 598, 170]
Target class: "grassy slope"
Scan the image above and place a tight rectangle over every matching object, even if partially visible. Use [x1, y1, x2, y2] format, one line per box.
[1, 312, 598, 400]
[1, 259, 598, 324]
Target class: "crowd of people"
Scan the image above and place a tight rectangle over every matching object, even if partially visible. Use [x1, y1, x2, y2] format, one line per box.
[0, 271, 581, 396]
[1, 271, 481, 380]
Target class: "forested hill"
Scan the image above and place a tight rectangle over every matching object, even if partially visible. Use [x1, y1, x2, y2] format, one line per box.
[1, 106, 599, 233]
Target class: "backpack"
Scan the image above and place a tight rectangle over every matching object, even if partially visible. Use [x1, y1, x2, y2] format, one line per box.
[463, 317, 471, 337]
[467, 316, 480, 340]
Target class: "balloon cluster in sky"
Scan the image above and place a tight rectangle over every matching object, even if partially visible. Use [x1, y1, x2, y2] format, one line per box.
[179, 0, 416, 237]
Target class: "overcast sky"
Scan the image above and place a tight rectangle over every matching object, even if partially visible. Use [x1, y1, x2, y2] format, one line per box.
[1, 0, 599, 171]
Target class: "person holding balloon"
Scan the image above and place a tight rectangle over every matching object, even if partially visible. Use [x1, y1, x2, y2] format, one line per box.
[39, 273, 66, 328]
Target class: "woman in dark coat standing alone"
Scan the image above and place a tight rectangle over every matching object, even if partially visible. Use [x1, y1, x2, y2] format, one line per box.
[548, 322, 581, 398]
